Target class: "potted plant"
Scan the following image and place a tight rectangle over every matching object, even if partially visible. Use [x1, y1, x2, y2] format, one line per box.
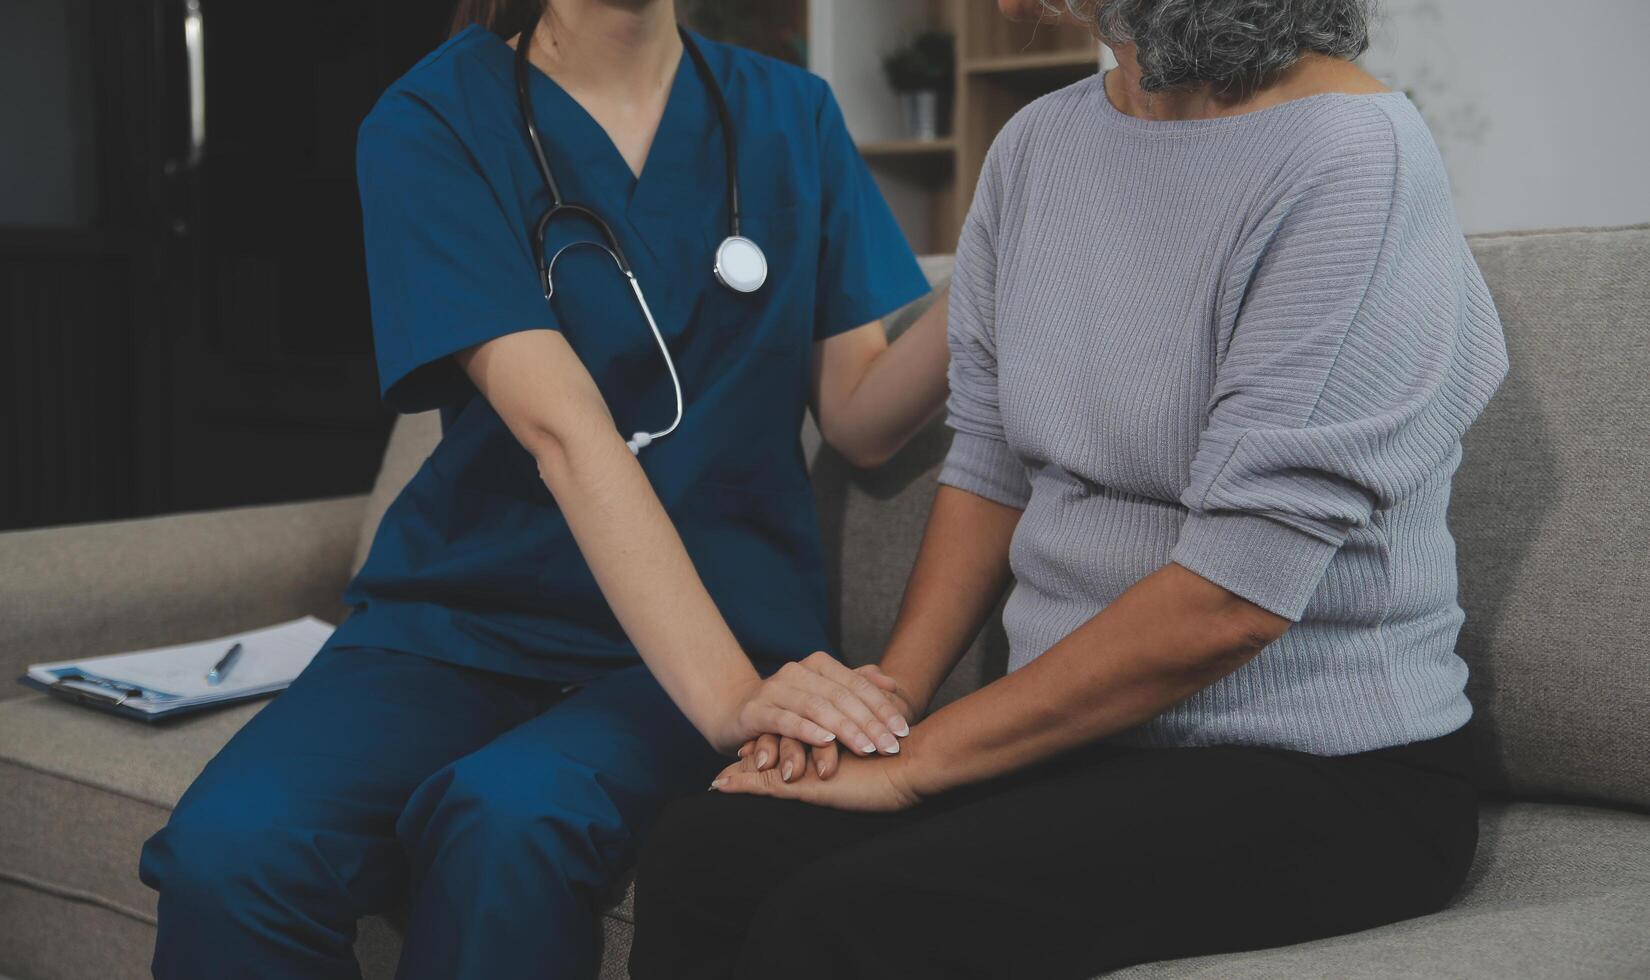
[883, 30, 954, 141]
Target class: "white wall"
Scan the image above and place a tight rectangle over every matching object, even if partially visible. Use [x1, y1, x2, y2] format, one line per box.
[1362, 0, 1650, 233]
[809, 0, 933, 141]
[813, 0, 1650, 237]
[809, 0, 938, 239]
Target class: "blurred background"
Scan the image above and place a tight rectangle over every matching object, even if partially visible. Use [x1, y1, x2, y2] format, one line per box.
[2, 0, 1646, 534]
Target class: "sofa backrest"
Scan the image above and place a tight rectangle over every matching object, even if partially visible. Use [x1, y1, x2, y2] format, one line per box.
[352, 410, 442, 577]
[1449, 225, 1649, 811]
[360, 229, 1650, 812]
[804, 261, 1009, 711]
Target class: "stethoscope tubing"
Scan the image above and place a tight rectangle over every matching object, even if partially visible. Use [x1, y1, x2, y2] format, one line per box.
[513, 23, 754, 454]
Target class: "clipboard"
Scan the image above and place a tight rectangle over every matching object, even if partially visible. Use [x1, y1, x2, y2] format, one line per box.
[18, 617, 334, 723]
[17, 673, 271, 723]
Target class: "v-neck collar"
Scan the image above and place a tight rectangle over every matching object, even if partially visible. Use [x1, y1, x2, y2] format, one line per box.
[630, 50, 706, 216]
[497, 29, 706, 216]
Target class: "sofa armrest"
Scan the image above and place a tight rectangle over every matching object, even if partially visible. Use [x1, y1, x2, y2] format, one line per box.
[0, 496, 367, 696]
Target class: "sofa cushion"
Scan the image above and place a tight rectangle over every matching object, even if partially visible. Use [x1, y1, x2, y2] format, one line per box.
[0, 694, 266, 922]
[1451, 225, 1650, 811]
[0, 878, 158, 980]
[1107, 802, 1650, 979]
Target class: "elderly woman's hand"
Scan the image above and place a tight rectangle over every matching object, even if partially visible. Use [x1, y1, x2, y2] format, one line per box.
[713, 743, 924, 813]
[738, 663, 920, 780]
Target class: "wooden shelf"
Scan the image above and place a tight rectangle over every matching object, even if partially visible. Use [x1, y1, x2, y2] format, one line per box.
[857, 137, 956, 190]
[963, 49, 1100, 76]
[814, 1, 1102, 254]
[857, 137, 958, 159]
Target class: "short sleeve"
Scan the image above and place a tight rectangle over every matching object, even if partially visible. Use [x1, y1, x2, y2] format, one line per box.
[1170, 109, 1507, 620]
[811, 85, 930, 341]
[936, 120, 1033, 509]
[356, 93, 557, 413]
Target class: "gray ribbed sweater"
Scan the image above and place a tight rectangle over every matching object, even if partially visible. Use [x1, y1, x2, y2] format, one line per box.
[939, 75, 1508, 755]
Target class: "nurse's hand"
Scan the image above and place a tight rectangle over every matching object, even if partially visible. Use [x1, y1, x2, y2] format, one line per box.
[728, 654, 911, 760]
[738, 665, 919, 780]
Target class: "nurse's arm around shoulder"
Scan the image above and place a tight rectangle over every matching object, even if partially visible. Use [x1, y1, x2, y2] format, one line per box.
[730, 296, 952, 777]
[456, 329, 909, 757]
[810, 288, 951, 469]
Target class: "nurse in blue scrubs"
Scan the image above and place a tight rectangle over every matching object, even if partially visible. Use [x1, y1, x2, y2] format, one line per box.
[137, 1, 949, 977]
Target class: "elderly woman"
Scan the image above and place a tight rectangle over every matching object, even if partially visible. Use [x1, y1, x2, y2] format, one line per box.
[630, 0, 1507, 976]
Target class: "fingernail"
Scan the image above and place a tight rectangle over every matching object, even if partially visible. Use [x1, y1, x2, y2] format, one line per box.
[859, 740, 877, 755]
[881, 739, 900, 754]
[821, 733, 836, 742]
[755, 751, 770, 769]
[782, 761, 794, 782]
[816, 758, 827, 777]
[709, 778, 727, 789]
[891, 716, 910, 737]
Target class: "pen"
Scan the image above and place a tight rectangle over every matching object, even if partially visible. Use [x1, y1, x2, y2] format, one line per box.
[206, 642, 243, 685]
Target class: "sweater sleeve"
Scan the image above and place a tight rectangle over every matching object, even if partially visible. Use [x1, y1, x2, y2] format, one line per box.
[1171, 107, 1508, 621]
[938, 118, 1033, 509]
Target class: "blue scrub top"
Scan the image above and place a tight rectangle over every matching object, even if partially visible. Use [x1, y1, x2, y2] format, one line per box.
[334, 27, 928, 681]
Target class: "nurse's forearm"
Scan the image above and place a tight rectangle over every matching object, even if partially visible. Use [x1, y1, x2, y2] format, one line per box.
[875, 485, 1020, 718]
[812, 288, 950, 468]
[458, 330, 760, 751]
[534, 417, 766, 746]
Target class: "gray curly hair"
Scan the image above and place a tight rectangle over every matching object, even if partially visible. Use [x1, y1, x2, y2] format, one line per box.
[1048, 0, 1374, 100]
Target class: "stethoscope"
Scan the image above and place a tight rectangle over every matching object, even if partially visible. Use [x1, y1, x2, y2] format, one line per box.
[514, 26, 767, 455]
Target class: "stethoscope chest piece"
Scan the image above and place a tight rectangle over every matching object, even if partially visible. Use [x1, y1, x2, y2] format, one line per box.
[714, 235, 767, 293]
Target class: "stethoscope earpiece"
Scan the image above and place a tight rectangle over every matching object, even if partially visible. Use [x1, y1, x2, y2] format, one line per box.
[714, 235, 768, 294]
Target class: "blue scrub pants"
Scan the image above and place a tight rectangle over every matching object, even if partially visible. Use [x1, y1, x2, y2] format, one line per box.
[138, 644, 725, 980]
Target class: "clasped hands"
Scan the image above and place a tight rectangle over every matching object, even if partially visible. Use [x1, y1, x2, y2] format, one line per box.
[718, 652, 929, 812]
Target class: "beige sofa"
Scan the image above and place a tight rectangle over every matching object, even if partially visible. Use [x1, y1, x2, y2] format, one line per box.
[2, 229, 1647, 979]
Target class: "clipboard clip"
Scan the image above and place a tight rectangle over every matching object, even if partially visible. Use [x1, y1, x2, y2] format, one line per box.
[49, 673, 145, 707]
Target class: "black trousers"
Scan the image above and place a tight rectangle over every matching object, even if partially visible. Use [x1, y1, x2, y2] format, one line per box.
[629, 726, 1478, 980]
